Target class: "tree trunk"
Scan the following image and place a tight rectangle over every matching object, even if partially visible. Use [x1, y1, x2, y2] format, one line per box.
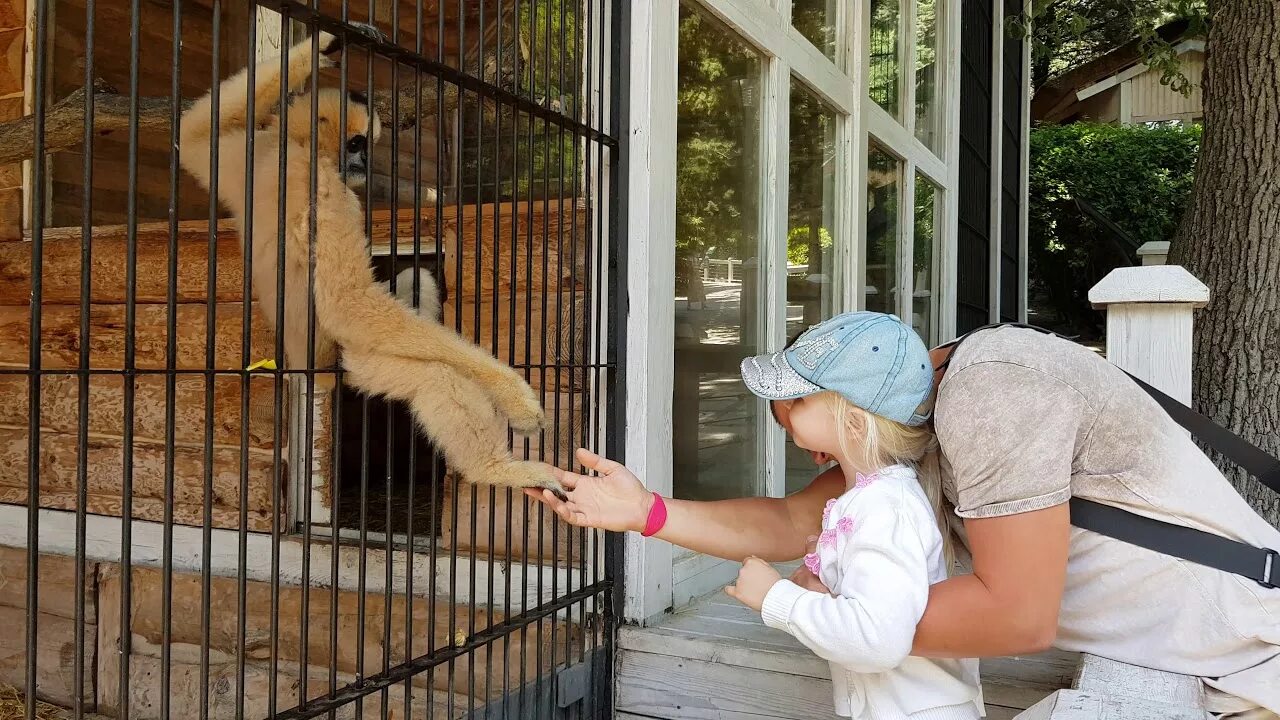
[1168, 0, 1280, 528]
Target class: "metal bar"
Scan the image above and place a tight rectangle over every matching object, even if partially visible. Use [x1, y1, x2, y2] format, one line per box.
[24, 0, 50, 715]
[250, 0, 615, 146]
[299, 13, 322, 710]
[73, 0, 96, 717]
[274, 583, 610, 720]
[357, 11, 376, 719]
[162, 0, 185, 718]
[269, 11, 293, 717]
[332, 10, 351, 720]
[403, 5, 424, 719]
[236, 9, 259, 720]
[200, 6, 224, 718]
[118, 0, 145, 714]
[382, 12, 401, 717]
[605, 1, 629, 715]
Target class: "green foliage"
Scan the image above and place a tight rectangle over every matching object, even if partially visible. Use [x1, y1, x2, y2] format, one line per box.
[1007, 0, 1208, 93]
[1029, 122, 1200, 335]
[674, 6, 761, 266]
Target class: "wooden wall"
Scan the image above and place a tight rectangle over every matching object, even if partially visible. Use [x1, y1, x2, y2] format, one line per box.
[0, 219, 280, 532]
[45, 0, 252, 228]
[0, 200, 592, 563]
[0, 0, 22, 239]
[0, 546, 592, 717]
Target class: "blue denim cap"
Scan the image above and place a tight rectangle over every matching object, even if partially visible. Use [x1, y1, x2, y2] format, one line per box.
[739, 311, 934, 426]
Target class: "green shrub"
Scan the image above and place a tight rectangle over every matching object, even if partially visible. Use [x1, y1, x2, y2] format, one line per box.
[1029, 122, 1200, 337]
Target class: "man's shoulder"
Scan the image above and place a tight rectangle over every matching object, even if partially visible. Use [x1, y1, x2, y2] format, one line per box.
[943, 327, 1109, 391]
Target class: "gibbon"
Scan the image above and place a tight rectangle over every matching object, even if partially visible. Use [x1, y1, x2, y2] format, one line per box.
[179, 28, 563, 495]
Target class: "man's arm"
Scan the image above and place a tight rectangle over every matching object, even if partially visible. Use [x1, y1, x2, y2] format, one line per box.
[912, 504, 1070, 658]
[530, 448, 846, 562]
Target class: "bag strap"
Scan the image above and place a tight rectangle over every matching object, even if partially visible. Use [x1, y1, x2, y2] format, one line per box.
[942, 323, 1279, 589]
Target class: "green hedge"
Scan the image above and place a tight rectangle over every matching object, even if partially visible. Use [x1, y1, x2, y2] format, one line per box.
[1029, 122, 1200, 337]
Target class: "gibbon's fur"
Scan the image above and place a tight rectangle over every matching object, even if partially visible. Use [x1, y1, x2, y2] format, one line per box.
[179, 29, 563, 495]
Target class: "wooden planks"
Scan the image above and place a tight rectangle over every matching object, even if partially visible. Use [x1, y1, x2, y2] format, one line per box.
[0, 373, 278, 448]
[0, 302, 275, 370]
[618, 592, 1069, 720]
[617, 651, 841, 720]
[372, 200, 591, 303]
[0, 549, 97, 707]
[0, 221, 244, 305]
[444, 290, 589, 394]
[0, 427, 276, 531]
[98, 563, 580, 705]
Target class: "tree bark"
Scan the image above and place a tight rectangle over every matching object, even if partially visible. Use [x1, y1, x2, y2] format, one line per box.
[1168, 0, 1280, 528]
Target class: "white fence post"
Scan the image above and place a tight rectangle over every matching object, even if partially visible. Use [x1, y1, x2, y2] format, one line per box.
[1088, 265, 1209, 404]
[1014, 264, 1212, 720]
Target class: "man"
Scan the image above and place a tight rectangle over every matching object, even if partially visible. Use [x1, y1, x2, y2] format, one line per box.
[531, 321, 1280, 717]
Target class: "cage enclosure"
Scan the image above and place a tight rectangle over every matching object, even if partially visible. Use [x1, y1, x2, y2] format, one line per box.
[0, 0, 620, 717]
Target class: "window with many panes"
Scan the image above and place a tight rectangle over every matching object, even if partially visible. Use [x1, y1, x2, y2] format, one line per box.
[629, 0, 974, 613]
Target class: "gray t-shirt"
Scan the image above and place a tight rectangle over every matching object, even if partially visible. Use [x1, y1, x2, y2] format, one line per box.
[934, 326, 1280, 714]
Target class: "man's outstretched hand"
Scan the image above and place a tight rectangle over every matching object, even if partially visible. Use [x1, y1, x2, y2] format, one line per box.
[524, 448, 654, 533]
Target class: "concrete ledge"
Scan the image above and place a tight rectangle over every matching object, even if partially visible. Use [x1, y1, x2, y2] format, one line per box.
[1015, 654, 1211, 720]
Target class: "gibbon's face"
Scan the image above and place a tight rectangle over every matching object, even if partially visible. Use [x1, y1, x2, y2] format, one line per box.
[289, 88, 382, 188]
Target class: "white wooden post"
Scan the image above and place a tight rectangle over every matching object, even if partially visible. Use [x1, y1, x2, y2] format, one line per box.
[1088, 264, 1208, 404]
[1136, 240, 1171, 266]
[1015, 264, 1211, 719]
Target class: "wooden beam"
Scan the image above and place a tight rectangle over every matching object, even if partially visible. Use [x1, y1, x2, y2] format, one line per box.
[0, 427, 276, 531]
[97, 563, 583, 702]
[0, 301, 276, 370]
[0, 549, 97, 708]
[0, 373, 278, 449]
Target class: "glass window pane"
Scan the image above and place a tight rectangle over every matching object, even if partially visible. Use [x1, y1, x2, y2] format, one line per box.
[869, 0, 902, 118]
[913, 175, 941, 344]
[785, 79, 839, 495]
[865, 143, 902, 315]
[673, 3, 764, 502]
[793, 0, 837, 61]
[915, 0, 942, 152]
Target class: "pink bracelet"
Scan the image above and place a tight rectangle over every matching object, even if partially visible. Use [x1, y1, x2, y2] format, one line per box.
[641, 493, 667, 537]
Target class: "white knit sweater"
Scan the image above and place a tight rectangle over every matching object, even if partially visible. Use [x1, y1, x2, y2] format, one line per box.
[760, 465, 984, 720]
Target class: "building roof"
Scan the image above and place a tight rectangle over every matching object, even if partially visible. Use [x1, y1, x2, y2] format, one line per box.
[1031, 19, 1200, 123]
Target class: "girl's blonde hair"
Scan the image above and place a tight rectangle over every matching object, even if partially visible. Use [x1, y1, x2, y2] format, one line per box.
[814, 390, 955, 568]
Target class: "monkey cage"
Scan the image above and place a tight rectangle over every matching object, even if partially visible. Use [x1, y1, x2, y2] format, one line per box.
[0, 0, 624, 717]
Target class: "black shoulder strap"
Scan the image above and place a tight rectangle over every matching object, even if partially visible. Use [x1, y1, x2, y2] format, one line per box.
[943, 322, 1279, 589]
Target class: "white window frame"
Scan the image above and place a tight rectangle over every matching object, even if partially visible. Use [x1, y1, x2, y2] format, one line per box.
[624, 0, 963, 623]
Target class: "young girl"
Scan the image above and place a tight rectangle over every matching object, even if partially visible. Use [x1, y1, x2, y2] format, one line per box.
[726, 311, 983, 720]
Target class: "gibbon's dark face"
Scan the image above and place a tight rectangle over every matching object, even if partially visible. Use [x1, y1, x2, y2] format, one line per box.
[342, 90, 378, 182]
[292, 88, 382, 188]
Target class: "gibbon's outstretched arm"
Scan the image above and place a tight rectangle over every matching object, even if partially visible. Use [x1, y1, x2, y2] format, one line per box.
[341, 350, 562, 495]
[179, 30, 339, 215]
[305, 173, 546, 432]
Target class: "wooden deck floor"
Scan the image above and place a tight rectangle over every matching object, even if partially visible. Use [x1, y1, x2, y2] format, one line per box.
[617, 590, 1078, 720]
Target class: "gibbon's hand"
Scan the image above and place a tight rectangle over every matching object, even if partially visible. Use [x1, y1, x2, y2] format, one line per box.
[523, 448, 652, 533]
[321, 22, 391, 59]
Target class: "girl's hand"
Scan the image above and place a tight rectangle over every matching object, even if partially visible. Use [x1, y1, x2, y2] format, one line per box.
[789, 535, 832, 594]
[725, 556, 782, 612]
[523, 448, 654, 533]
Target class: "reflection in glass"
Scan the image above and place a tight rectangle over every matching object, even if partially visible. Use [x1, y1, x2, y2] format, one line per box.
[915, 0, 942, 152]
[792, 0, 837, 61]
[865, 143, 902, 316]
[672, 3, 764, 502]
[913, 175, 940, 344]
[869, 0, 901, 118]
[785, 79, 838, 494]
